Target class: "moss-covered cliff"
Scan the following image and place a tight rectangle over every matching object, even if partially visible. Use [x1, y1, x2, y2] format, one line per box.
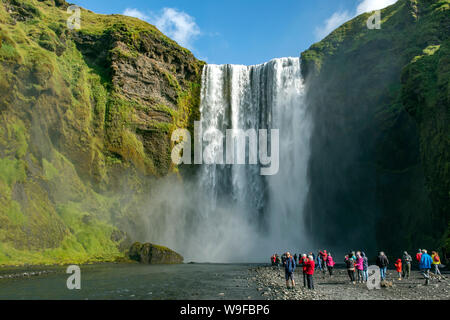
[0, 0, 204, 265]
[301, 0, 449, 259]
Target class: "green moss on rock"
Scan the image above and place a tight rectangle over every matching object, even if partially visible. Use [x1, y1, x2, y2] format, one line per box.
[129, 242, 184, 264]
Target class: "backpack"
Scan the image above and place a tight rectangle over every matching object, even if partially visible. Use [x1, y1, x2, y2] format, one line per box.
[434, 255, 440, 262]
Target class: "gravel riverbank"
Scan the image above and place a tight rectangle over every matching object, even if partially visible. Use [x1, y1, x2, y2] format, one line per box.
[248, 265, 450, 300]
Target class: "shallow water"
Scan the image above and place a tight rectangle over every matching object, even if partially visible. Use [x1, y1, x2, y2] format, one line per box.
[0, 263, 262, 300]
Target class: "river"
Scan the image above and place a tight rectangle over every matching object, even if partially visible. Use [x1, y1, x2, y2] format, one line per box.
[0, 263, 263, 300]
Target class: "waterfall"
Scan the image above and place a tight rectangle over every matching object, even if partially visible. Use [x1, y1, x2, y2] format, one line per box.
[143, 57, 311, 262]
[195, 57, 311, 261]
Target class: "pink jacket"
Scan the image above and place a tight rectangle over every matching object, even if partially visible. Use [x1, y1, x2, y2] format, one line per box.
[326, 255, 335, 267]
[356, 256, 364, 270]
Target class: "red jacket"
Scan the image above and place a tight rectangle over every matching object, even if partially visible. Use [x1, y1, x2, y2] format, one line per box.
[395, 259, 402, 272]
[299, 257, 308, 272]
[305, 260, 315, 275]
[319, 250, 328, 261]
[416, 253, 422, 262]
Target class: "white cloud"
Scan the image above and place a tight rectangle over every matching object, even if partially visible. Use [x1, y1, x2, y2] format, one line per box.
[315, 0, 398, 40]
[356, 0, 398, 14]
[123, 8, 149, 21]
[315, 11, 353, 40]
[153, 8, 201, 50]
[122, 7, 201, 51]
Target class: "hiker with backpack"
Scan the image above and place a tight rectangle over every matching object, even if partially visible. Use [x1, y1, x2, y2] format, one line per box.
[431, 251, 442, 275]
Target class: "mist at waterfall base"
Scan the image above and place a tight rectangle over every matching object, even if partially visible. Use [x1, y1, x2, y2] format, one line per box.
[141, 58, 312, 263]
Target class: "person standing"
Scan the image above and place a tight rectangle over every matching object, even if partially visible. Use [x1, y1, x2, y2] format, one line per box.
[376, 251, 389, 280]
[356, 252, 364, 283]
[326, 253, 335, 277]
[361, 252, 369, 282]
[395, 259, 402, 280]
[416, 249, 422, 264]
[345, 255, 356, 284]
[319, 250, 328, 274]
[402, 251, 412, 279]
[419, 249, 432, 285]
[316, 252, 322, 272]
[299, 254, 308, 287]
[431, 251, 442, 275]
[305, 255, 315, 290]
[284, 252, 296, 289]
[294, 253, 298, 264]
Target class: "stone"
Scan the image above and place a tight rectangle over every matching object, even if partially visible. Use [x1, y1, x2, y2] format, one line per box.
[128, 242, 183, 264]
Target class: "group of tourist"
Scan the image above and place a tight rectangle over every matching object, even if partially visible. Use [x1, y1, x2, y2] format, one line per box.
[270, 250, 336, 290]
[416, 249, 443, 285]
[270, 248, 445, 290]
[344, 251, 369, 284]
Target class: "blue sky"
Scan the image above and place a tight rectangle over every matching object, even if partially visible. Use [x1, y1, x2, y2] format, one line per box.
[72, 0, 397, 65]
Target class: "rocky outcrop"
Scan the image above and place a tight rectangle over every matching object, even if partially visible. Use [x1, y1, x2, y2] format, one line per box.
[129, 242, 183, 264]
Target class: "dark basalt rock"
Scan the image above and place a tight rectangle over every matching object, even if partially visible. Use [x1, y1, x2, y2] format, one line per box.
[129, 242, 184, 264]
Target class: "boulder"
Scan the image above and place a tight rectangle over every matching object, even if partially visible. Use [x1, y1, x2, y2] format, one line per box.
[128, 242, 183, 264]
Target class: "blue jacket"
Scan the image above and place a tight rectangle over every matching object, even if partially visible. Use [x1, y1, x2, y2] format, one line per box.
[285, 256, 296, 273]
[420, 253, 432, 269]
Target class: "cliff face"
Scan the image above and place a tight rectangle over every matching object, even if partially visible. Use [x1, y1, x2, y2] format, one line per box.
[301, 0, 449, 258]
[0, 0, 203, 265]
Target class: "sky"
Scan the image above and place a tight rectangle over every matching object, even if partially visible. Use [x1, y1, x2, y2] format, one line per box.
[72, 0, 398, 65]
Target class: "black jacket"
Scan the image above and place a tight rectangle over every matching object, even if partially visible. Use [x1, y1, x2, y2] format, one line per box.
[376, 255, 389, 268]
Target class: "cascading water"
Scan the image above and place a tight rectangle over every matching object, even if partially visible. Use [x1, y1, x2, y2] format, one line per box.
[143, 57, 311, 262]
[196, 57, 311, 261]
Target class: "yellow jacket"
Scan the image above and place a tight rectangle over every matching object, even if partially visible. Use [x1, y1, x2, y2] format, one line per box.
[431, 253, 441, 265]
